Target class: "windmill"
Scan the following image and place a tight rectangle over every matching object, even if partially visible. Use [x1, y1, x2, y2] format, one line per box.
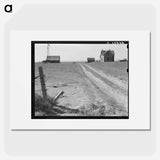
[47, 43, 50, 57]
[45, 43, 60, 63]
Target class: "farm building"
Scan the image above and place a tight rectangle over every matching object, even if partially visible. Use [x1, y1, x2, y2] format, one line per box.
[119, 58, 127, 62]
[45, 56, 60, 63]
[87, 58, 95, 63]
[43, 44, 60, 63]
[100, 50, 115, 62]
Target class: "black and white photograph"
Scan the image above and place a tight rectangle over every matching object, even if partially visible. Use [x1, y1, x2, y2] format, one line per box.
[32, 41, 129, 119]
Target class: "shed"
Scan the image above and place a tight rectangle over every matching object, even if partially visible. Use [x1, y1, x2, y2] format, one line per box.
[87, 58, 95, 63]
[119, 58, 127, 62]
[46, 56, 60, 63]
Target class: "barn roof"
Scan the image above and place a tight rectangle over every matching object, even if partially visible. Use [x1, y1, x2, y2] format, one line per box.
[100, 50, 115, 56]
[46, 56, 60, 61]
[87, 57, 95, 59]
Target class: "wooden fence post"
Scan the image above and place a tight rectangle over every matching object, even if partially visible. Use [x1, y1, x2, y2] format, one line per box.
[38, 66, 48, 99]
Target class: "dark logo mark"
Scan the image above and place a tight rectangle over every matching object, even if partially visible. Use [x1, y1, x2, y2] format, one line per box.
[4, 4, 12, 13]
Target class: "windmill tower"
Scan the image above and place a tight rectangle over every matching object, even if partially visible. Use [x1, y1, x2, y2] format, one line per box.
[47, 43, 50, 57]
[46, 43, 60, 63]
[46, 44, 50, 61]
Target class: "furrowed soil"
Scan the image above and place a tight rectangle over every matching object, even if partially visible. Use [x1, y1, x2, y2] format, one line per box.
[35, 62, 128, 116]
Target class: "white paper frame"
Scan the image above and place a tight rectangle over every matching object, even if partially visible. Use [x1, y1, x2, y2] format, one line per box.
[9, 30, 150, 130]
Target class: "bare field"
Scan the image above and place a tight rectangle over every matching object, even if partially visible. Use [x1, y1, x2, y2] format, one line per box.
[35, 62, 128, 117]
[88, 61, 128, 82]
[35, 62, 91, 108]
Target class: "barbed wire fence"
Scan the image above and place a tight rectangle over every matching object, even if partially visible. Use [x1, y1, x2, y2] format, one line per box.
[34, 66, 64, 105]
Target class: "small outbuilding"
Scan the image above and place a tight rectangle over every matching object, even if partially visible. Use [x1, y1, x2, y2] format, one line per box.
[45, 56, 60, 63]
[100, 50, 115, 62]
[87, 58, 95, 63]
[119, 58, 127, 62]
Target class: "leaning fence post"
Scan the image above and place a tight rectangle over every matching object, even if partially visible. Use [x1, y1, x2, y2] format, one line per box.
[38, 66, 48, 99]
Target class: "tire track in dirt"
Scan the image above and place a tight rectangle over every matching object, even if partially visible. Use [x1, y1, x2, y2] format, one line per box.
[79, 63, 128, 110]
[77, 63, 113, 107]
[84, 63, 127, 92]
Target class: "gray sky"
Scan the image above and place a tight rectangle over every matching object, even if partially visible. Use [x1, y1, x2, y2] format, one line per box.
[35, 44, 128, 62]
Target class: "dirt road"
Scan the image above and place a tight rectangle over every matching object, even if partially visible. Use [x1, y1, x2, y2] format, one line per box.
[79, 63, 128, 113]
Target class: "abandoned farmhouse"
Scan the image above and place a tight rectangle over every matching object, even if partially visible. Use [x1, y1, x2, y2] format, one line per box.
[100, 50, 115, 62]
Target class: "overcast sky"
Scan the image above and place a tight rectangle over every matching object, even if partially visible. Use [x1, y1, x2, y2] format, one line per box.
[35, 44, 128, 62]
